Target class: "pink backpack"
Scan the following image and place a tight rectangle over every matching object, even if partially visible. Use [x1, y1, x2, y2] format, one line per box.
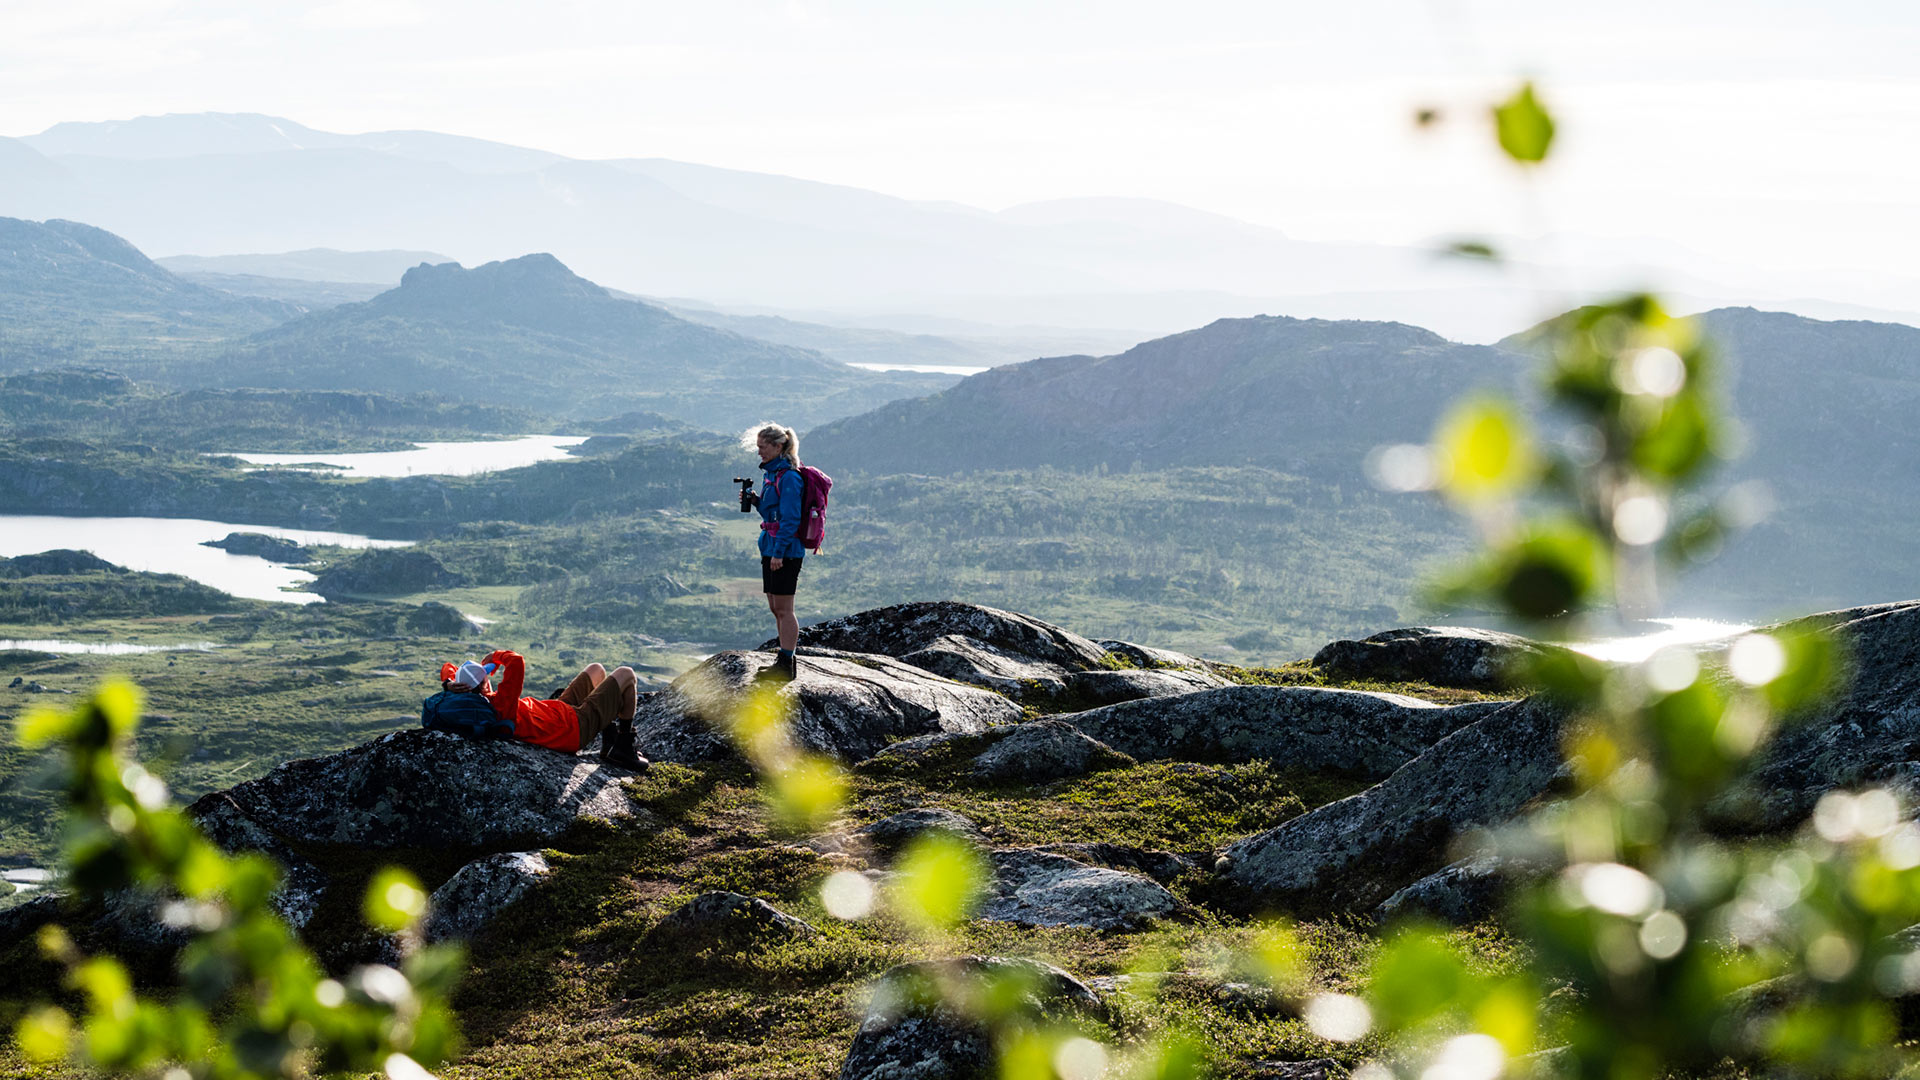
[772, 464, 834, 554]
[795, 465, 833, 553]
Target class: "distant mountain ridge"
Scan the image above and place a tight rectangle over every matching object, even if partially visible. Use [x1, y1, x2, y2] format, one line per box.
[807, 315, 1526, 477]
[813, 305, 1920, 620]
[204, 252, 956, 428]
[157, 248, 451, 283]
[0, 217, 294, 369]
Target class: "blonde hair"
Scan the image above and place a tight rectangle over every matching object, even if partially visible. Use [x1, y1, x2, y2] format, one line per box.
[743, 422, 800, 466]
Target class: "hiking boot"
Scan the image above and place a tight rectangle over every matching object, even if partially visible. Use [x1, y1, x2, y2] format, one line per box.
[601, 719, 650, 772]
[757, 652, 798, 684]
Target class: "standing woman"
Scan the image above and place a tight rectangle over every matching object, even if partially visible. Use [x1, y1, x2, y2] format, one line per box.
[750, 422, 806, 679]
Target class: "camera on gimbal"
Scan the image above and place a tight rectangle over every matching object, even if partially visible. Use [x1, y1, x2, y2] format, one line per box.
[732, 478, 759, 513]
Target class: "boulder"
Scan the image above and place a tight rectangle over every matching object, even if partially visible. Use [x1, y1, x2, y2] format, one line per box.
[969, 720, 1134, 783]
[644, 891, 819, 949]
[782, 602, 1107, 669]
[1064, 667, 1233, 706]
[186, 728, 643, 851]
[1374, 852, 1547, 926]
[860, 721, 1133, 783]
[401, 600, 482, 637]
[841, 956, 1103, 1080]
[191, 792, 330, 930]
[857, 808, 988, 857]
[898, 633, 1082, 695]
[310, 549, 464, 599]
[200, 532, 313, 564]
[424, 851, 552, 943]
[1215, 697, 1567, 916]
[981, 849, 1185, 931]
[631, 649, 1019, 764]
[1312, 625, 1559, 691]
[1061, 686, 1508, 780]
[1097, 639, 1214, 670]
[1709, 601, 1920, 833]
[1026, 843, 1198, 885]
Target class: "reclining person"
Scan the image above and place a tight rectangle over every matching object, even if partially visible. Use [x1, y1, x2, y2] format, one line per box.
[446, 650, 649, 771]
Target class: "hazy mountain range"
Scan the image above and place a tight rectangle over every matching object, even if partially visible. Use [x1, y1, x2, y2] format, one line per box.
[10, 112, 1915, 344]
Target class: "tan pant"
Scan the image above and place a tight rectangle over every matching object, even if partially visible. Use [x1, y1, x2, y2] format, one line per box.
[558, 668, 634, 751]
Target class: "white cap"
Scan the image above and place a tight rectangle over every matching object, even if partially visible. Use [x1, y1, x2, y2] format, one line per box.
[451, 660, 493, 690]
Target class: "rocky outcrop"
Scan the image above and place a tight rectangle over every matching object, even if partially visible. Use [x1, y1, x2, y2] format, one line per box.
[1097, 639, 1214, 670]
[981, 849, 1185, 931]
[424, 851, 552, 943]
[841, 956, 1103, 1080]
[310, 549, 462, 599]
[1064, 667, 1233, 706]
[968, 720, 1134, 783]
[772, 601, 1107, 698]
[0, 549, 121, 577]
[1374, 852, 1546, 925]
[862, 720, 1134, 783]
[1061, 686, 1509, 779]
[1710, 601, 1920, 832]
[1215, 697, 1567, 916]
[186, 729, 643, 851]
[201, 532, 313, 563]
[401, 599, 482, 637]
[898, 634, 1083, 695]
[645, 891, 819, 949]
[1026, 843, 1198, 886]
[1312, 625, 1558, 690]
[191, 792, 330, 930]
[856, 809, 988, 857]
[631, 648, 1019, 764]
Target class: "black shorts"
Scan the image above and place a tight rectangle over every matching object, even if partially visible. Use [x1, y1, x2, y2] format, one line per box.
[761, 555, 804, 595]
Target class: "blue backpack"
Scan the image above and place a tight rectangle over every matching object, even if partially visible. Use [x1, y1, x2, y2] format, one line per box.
[421, 689, 515, 740]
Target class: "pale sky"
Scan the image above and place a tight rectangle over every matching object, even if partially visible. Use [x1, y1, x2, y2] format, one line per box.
[5, 0, 1918, 299]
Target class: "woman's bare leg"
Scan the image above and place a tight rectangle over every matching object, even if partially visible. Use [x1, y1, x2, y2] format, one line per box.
[767, 594, 798, 652]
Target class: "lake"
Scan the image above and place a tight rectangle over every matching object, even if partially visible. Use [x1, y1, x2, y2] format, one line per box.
[223, 434, 589, 477]
[845, 362, 990, 376]
[0, 639, 221, 655]
[1565, 617, 1753, 663]
[0, 515, 410, 604]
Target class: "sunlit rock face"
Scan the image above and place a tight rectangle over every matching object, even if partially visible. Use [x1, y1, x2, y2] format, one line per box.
[1214, 696, 1569, 916]
[1311, 625, 1563, 691]
[1709, 600, 1920, 833]
[185, 728, 643, 850]
[1059, 685, 1506, 779]
[631, 647, 1020, 764]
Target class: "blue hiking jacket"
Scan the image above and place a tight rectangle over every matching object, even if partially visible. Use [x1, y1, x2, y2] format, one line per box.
[758, 456, 806, 559]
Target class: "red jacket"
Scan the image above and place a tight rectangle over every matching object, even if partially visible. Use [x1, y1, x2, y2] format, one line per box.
[483, 650, 578, 752]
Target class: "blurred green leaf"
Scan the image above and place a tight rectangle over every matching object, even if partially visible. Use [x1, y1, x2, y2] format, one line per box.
[997, 1029, 1054, 1080]
[1368, 931, 1477, 1030]
[1124, 1035, 1205, 1080]
[891, 832, 987, 931]
[1435, 396, 1535, 503]
[1492, 82, 1555, 163]
[15, 1006, 73, 1062]
[1442, 239, 1501, 261]
[363, 868, 429, 934]
[769, 755, 848, 831]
